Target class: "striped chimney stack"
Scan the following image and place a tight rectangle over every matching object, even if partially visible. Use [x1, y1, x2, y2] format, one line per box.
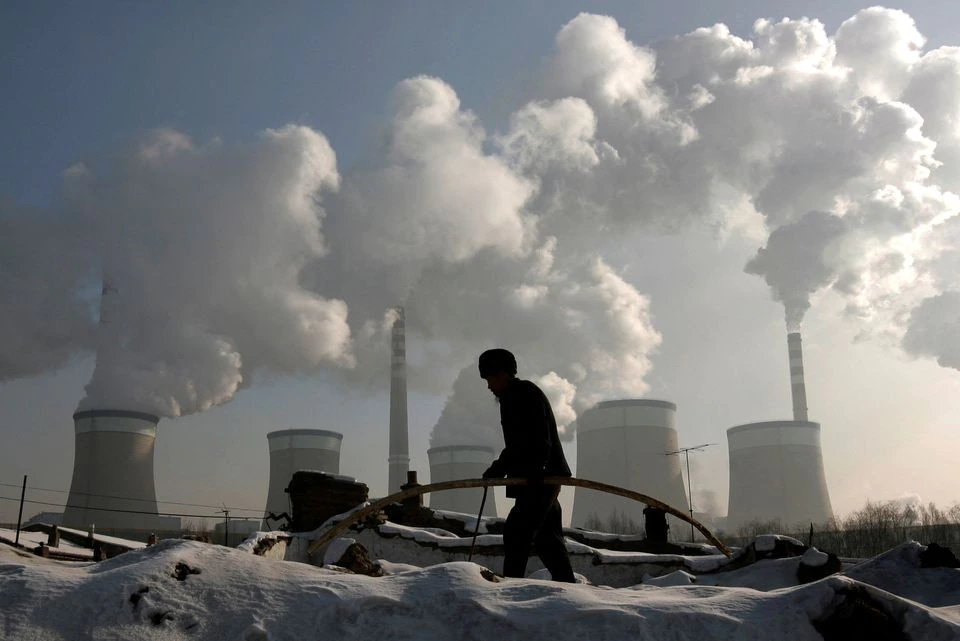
[787, 332, 808, 421]
[388, 307, 410, 494]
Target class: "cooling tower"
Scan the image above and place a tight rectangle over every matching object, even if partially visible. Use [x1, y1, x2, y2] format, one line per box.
[427, 445, 498, 517]
[787, 332, 808, 421]
[726, 420, 833, 530]
[63, 409, 166, 533]
[263, 429, 343, 522]
[388, 307, 409, 494]
[572, 400, 689, 531]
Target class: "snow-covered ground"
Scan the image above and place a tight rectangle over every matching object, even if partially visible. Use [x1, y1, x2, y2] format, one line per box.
[2, 538, 959, 640]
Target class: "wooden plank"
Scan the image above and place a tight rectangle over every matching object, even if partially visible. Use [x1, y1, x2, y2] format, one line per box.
[305, 477, 731, 558]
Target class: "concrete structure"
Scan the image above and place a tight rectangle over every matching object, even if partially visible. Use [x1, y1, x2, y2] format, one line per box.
[263, 429, 343, 525]
[787, 332, 808, 421]
[572, 400, 689, 532]
[427, 445, 498, 516]
[63, 409, 171, 534]
[388, 307, 410, 494]
[726, 420, 833, 530]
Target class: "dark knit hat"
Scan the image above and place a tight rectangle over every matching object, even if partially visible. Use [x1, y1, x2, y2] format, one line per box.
[478, 348, 517, 378]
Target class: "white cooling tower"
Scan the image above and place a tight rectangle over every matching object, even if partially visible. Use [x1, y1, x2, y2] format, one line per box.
[572, 400, 689, 530]
[63, 409, 166, 533]
[725, 420, 833, 530]
[427, 445, 498, 517]
[263, 429, 343, 522]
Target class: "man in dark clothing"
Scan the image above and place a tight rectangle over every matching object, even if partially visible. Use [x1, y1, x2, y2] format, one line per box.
[478, 348, 576, 583]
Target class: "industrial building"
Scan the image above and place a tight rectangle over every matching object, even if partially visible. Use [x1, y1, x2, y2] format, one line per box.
[572, 399, 689, 532]
[427, 445, 498, 516]
[263, 428, 343, 527]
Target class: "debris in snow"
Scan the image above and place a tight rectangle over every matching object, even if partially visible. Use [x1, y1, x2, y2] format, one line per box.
[798, 548, 842, 584]
[172, 561, 202, 581]
[812, 585, 910, 641]
[128, 586, 149, 607]
[920, 543, 960, 569]
[330, 542, 383, 577]
[323, 537, 357, 566]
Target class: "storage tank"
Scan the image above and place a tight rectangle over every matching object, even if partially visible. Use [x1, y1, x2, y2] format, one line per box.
[572, 400, 689, 532]
[63, 409, 167, 533]
[427, 445, 498, 517]
[263, 429, 343, 524]
[725, 420, 833, 530]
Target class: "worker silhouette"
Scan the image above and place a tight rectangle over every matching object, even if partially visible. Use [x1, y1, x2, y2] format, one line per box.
[479, 348, 576, 582]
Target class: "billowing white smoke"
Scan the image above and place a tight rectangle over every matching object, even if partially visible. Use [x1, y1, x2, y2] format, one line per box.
[72, 126, 352, 416]
[5, 7, 960, 426]
[903, 293, 960, 370]
[0, 198, 98, 379]
[745, 212, 848, 330]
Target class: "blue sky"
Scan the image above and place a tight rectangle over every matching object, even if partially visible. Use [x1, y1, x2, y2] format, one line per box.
[3, 1, 960, 528]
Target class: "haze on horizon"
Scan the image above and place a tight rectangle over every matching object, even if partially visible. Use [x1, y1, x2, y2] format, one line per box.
[2, 1, 960, 528]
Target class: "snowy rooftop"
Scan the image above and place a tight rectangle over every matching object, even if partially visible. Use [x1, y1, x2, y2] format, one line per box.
[1, 539, 958, 640]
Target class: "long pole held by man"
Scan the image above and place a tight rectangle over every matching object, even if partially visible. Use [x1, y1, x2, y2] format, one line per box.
[478, 348, 576, 583]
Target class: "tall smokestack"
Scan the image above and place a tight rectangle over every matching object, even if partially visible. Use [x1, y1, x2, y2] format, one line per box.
[787, 332, 808, 421]
[388, 306, 409, 494]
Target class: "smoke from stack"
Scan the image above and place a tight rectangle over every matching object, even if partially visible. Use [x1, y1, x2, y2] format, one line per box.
[4, 8, 960, 418]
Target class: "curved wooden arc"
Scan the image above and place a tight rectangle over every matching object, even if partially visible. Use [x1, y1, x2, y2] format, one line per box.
[305, 477, 731, 558]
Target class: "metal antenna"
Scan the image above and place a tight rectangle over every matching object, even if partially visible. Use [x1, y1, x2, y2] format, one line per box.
[665, 443, 716, 543]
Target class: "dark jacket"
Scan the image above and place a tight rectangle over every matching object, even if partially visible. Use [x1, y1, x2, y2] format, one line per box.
[490, 379, 572, 498]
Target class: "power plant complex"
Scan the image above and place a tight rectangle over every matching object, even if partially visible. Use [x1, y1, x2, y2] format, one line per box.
[47, 294, 833, 543]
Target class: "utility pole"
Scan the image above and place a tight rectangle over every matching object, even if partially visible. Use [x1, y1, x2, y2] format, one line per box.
[15, 475, 26, 546]
[219, 507, 230, 547]
[665, 444, 715, 543]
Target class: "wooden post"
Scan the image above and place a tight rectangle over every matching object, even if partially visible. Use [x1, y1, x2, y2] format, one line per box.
[14, 475, 26, 546]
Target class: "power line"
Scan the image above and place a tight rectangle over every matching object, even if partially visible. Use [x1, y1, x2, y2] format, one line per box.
[0, 481, 264, 514]
[0, 494, 258, 521]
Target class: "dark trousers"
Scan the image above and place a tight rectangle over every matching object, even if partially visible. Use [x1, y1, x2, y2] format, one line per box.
[503, 487, 576, 582]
